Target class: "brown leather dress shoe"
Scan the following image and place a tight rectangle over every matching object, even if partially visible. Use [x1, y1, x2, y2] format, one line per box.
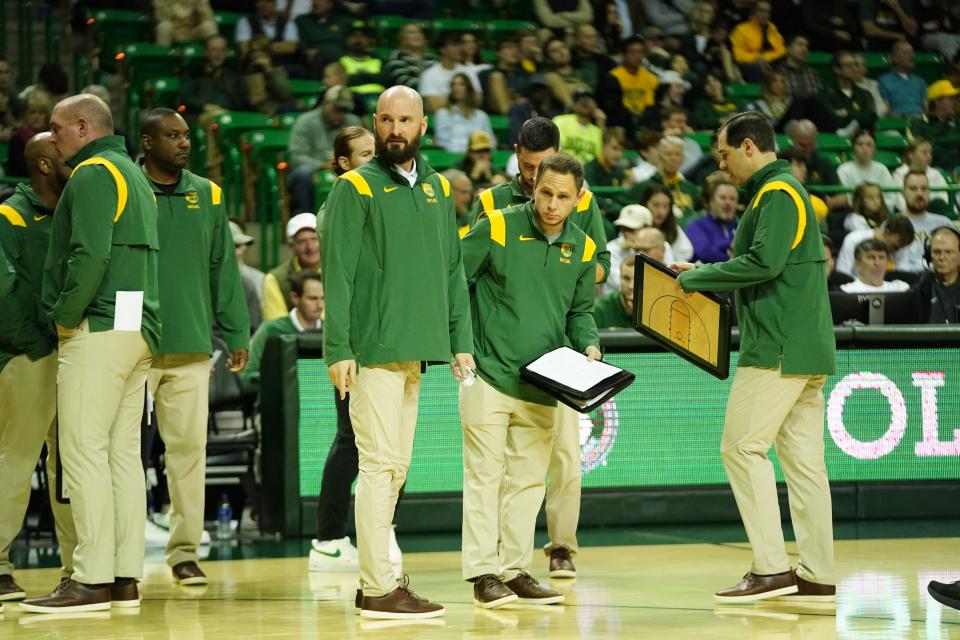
[473, 574, 518, 609]
[714, 571, 798, 603]
[504, 572, 565, 605]
[0, 574, 26, 601]
[172, 561, 208, 586]
[20, 578, 111, 613]
[772, 574, 835, 603]
[360, 576, 445, 619]
[548, 547, 576, 579]
[111, 578, 141, 608]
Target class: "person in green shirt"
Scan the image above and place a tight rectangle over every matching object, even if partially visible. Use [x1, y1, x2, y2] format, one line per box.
[322, 85, 474, 619]
[593, 253, 637, 329]
[0, 132, 77, 601]
[460, 152, 600, 609]
[26, 93, 160, 614]
[552, 87, 604, 166]
[619, 135, 702, 222]
[672, 111, 836, 605]
[909, 80, 960, 173]
[137, 108, 250, 587]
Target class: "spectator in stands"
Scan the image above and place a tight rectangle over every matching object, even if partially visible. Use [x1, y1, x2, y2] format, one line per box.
[657, 105, 702, 173]
[609, 37, 659, 121]
[442, 169, 474, 233]
[850, 54, 888, 117]
[584, 126, 632, 189]
[235, 0, 300, 61]
[630, 129, 661, 183]
[232, 220, 264, 334]
[296, 0, 353, 77]
[154, 0, 217, 45]
[860, 0, 917, 51]
[779, 147, 831, 225]
[775, 35, 821, 101]
[320, 62, 367, 117]
[286, 85, 361, 211]
[338, 25, 384, 95]
[262, 212, 320, 321]
[459, 131, 495, 189]
[624, 136, 701, 221]
[543, 38, 590, 110]
[242, 271, 323, 390]
[434, 74, 495, 153]
[838, 131, 897, 210]
[639, 0, 692, 36]
[686, 176, 739, 263]
[507, 76, 561, 146]
[839, 238, 911, 293]
[913, 226, 960, 324]
[642, 183, 693, 261]
[748, 70, 793, 130]
[517, 29, 542, 74]
[878, 40, 927, 118]
[910, 81, 960, 173]
[552, 87, 604, 166]
[690, 71, 740, 131]
[5, 92, 50, 179]
[81, 84, 136, 157]
[824, 51, 879, 137]
[798, 0, 857, 51]
[784, 119, 847, 210]
[17, 63, 68, 110]
[180, 36, 249, 122]
[570, 25, 614, 89]
[844, 183, 891, 233]
[241, 35, 294, 115]
[597, 1, 630, 52]
[533, 0, 594, 34]
[892, 138, 950, 214]
[894, 171, 954, 273]
[384, 23, 434, 89]
[0, 55, 19, 126]
[594, 253, 638, 329]
[420, 32, 479, 113]
[915, 0, 960, 61]
[835, 215, 915, 277]
[640, 71, 692, 131]
[602, 204, 673, 295]
[483, 39, 533, 116]
[823, 235, 853, 290]
[461, 33, 492, 89]
[730, 0, 786, 82]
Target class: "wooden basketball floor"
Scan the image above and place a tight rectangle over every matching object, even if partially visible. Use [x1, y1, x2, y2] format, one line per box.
[2, 533, 959, 639]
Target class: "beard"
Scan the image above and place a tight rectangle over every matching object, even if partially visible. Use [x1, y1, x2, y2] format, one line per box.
[376, 130, 423, 165]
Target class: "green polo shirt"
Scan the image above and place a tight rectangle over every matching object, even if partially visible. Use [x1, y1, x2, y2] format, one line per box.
[679, 160, 836, 375]
[592, 290, 632, 329]
[470, 174, 611, 282]
[42, 135, 161, 352]
[461, 201, 599, 405]
[0, 183, 56, 371]
[148, 166, 250, 355]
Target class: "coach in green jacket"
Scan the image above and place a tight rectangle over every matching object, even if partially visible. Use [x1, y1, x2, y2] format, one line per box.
[140, 108, 250, 586]
[673, 111, 836, 605]
[26, 94, 159, 613]
[323, 86, 473, 620]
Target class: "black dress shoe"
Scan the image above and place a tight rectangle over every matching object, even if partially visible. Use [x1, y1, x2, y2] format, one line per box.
[928, 580, 960, 610]
[172, 561, 208, 586]
[0, 574, 26, 601]
[548, 547, 576, 579]
[20, 578, 111, 613]
[473, 574, 518, 609]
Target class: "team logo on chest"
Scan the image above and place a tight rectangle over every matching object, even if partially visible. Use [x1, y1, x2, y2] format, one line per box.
[184, 192, 200, 209]
[422, 182, 438, 204]
[560, 243, 573, 264]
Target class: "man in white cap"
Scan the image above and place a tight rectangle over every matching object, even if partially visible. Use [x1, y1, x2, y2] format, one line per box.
[602, 204, 675, 295]
[262, 212, 321, 321]
[232, 221, 265, 333]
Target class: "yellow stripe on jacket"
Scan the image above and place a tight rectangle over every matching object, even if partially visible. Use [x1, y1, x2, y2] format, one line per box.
[750, 180, 807, 250]
[72, 157, 128, 222]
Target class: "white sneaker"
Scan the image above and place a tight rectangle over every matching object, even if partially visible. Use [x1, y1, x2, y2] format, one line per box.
[388, 526, 403, 577]
[308, 537, 359, 572]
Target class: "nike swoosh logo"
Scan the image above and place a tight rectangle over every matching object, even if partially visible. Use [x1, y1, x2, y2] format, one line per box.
[34, 215, 47, 221]
[519, 235, 537, 241]
[384, 186, 400, 192]
[313, 548, 342, 558]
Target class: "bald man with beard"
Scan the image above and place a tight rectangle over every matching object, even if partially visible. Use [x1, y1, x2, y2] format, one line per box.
[323, 85, 474, 619]
[23, 94, 160, 614]
[0, 133, 77, 604]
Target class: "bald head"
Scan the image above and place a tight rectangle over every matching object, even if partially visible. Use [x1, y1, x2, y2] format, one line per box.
[374, 86, 427, 167]
[53, 93, 113, 132]
[24, 131, 70, 193]
[376, 85, 424, 119]
[50, 93, 114, 161]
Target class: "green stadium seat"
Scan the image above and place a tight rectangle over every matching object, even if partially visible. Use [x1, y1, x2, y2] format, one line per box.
[215, 12, 245, 43]
[212, 112, 278, 217]
[686, 131, 713, 151]
[822, 152, 842, 168]
[914, 52, 944, 84]
[244, 128, 292, 240]
[176, 41, 207, 68]
[423, 149, 464, 171]
[118, 43, 178, 89]
[726, 83, 762, 100]
[86, 9, 153, 72]
[876, 116, 909, 134]
[491, 149, 513, 171]
[876, 133, 907, 152]
[489, 114, 509, 144]
[875, 150, 901, 170]
[144, 77, 181, 110]
[485, 20, 536, 42]
[276, 112, 300, 129]
[775, 133, 793, 150]
[431, 19, 482, 36]
[289, 79, 324, 109]
[372, 15, 421, 46]
[816, 133, 852, 154]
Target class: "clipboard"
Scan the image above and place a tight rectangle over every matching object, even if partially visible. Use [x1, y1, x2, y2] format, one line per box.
[632, 254, 732, 380]
[520, 346, 636, 413]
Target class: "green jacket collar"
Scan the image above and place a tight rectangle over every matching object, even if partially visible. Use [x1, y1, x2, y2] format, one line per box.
[522, 201, 582, 246]
[66, 135, 128, 168]
[744, 159, 791, 196]
[13, 183, 54, 216]
[374, 153, 437, 186]
[137, 160, 199, 195]
[509, 175, 530, 200]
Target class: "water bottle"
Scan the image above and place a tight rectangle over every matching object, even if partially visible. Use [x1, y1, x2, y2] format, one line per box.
[217, 494, 233, 539]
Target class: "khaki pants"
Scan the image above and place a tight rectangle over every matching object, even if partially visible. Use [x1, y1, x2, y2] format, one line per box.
[350, 361, 420, 596]
[58, 321, 152, 585]
[722, 366, 834, 583]
[544, 405, 581, 556]
[148, 354, 211, 568]
[0, 352, 76, 577]
[461, 377, 556, 582]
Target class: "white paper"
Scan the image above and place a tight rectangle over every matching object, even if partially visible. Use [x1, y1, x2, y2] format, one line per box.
[211, 350, 224, 369]
[525, 346, 621, 393]
[113, 291, 144, 331]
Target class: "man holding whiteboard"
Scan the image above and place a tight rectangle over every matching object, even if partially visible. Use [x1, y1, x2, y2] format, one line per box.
[670, 111, 837, 604]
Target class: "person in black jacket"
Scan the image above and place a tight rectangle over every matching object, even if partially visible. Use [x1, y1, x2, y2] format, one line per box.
[912, 227, 960, 324]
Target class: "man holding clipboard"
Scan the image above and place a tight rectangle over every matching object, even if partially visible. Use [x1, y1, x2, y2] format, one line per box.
[670, 111, 837, 604]
[459, 153, 601, 608]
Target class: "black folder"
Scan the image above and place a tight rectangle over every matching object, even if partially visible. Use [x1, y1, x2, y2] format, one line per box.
[520, 347, 635, 413]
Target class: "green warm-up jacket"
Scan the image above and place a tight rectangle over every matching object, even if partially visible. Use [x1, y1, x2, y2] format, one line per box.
[42, 135, 161, 352]
[679, 160, 835, 375]
[322, 155, 473, 366]
[461, 202, 600, 405]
